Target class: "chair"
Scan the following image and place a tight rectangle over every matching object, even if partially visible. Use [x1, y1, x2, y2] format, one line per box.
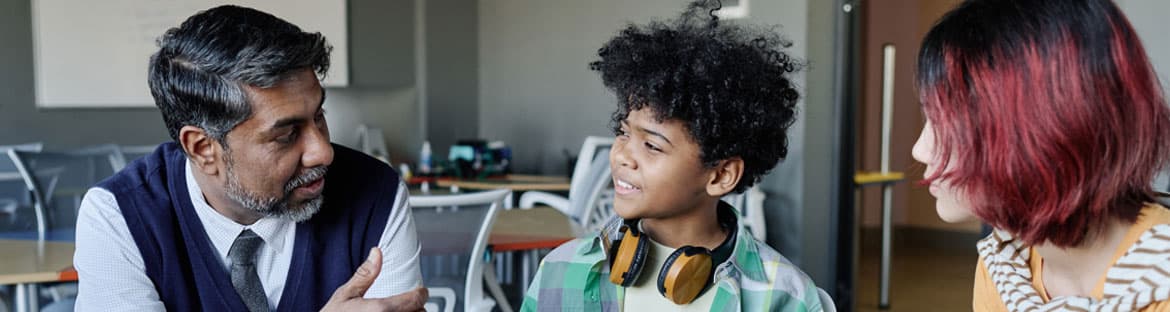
[425, 287, 456, 312]
[722, 185, 768, 241]
[410, 189, 509, 312]
[519, 136, 615, 236]
[0, 144, 42, 224]
[71, 144, 127, 173]
[818, 287, 836, 312]
[119, 145, 158, 167]
[356, 125, 391, 163]
[9, 149, 120, 241]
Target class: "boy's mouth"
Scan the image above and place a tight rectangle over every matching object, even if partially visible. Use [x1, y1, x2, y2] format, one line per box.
[613, 177, 641, 195]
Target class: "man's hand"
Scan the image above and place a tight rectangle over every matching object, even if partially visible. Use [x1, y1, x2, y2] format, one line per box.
[321, 247, 429, 312]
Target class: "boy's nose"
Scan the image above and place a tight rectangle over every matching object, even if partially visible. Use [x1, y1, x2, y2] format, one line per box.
[610, 142, 636, 170]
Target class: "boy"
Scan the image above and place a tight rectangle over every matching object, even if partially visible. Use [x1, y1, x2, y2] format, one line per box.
[521, 1, 821, 311]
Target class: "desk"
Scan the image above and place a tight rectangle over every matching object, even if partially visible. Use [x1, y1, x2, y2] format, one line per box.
[431, 175, 570, 210]
[0, 208, 575, 312]
[436, 174, 570, 192]
[0, 240, 76, 312]
[490, 207, 573, 251]
[0, 209, 572, 283]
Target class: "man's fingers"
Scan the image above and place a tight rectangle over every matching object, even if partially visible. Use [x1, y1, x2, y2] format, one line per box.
[380, 287, 428, 311]
[333, 247, 383, 299]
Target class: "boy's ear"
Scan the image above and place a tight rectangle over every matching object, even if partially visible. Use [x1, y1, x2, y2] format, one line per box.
[706, 157, 744, 197]
[179, 125, 222, 176]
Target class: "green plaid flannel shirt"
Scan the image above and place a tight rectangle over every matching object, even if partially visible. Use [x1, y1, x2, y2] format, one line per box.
[521, 211, 824, 312]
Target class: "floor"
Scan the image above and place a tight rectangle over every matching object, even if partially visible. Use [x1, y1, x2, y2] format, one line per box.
[853, 227, 980, 312]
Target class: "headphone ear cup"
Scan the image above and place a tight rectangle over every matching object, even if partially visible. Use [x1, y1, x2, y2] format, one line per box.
[609, 225, 650, 287]
[658, 246, 714, 305]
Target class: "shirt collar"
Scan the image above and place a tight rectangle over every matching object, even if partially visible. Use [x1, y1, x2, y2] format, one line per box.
[577, 201, 768, 282]
[185, 161, 291, 256]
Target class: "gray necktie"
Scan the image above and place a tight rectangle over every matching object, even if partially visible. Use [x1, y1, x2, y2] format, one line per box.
[228, 229, 269, 312]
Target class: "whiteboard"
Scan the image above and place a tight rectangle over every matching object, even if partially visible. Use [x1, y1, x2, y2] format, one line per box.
[32, 0, 348, 108]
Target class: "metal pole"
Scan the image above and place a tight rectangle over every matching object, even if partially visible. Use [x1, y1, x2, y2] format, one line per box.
[15, 283, 27, 312]
[878, 43, 896, 310]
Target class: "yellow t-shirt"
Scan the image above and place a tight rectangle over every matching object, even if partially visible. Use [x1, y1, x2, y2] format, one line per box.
[623, 238, 718, 311]
[973, 204, 1170, 311]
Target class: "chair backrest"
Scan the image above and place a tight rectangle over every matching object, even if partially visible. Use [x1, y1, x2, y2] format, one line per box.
[0, 144, 43, 235]
[10, 149, 121, 241]
[568, 137, 614, 200]
[817, 287, 837, 312]
[0, 143, 44, 172]
[119, 145, 158, 167]
[574, 152, 615, 234]
[410, 189, 509, 312]
[71, 144, 127, 173]
[356, 125, 391, 163]
[565, 137, 615, 234]
[722, 185, 768, 241]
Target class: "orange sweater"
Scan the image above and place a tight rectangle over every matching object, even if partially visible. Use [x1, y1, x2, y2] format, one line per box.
[973, 204, 1170, 311]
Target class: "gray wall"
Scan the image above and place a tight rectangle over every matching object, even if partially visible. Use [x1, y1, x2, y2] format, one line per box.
[1119, 0, 1170, 192]
[423, 0, 480, 154]
[477, 0, 823, 283]
[1, 0, 422, 158]
[0, 0, 168, 149]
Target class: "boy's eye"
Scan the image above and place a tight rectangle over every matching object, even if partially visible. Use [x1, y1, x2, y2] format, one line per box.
[644, 142, 661, 152]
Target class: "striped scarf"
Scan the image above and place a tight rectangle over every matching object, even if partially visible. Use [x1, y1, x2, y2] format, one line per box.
[978, 225, 1170, 311]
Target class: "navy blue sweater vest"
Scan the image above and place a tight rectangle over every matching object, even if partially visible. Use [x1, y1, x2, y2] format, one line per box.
[98, 142, 399, 311]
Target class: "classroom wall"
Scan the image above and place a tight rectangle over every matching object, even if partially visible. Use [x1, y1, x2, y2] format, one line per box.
[0, 0, 168, 148]
[0, 0, 423, 159]
[1118, 0, 1170, 192]
[477, 0, 821, 282]
[423, 0, 480, 155]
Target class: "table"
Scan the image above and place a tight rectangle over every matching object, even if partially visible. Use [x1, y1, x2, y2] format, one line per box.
[490, 207, 574, 251]
[0, 207, 574, 312]
[419, 174, 570, 209]
[483, 207, 573, 312]
[435, 174, 570, 192]
[0, 240, 77, 312]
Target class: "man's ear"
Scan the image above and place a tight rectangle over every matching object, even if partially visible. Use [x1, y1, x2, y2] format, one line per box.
[706, 157, 744, 197]
[179, 126, 222, 176]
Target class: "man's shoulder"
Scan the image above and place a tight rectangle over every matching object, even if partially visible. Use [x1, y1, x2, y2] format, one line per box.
[101, 143, 172, 191]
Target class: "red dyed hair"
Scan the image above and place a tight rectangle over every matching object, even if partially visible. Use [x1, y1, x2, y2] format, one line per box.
[916, 0, 1170, 247]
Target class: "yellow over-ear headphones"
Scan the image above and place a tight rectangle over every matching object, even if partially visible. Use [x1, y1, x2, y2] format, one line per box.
[607, 220, 716, 305]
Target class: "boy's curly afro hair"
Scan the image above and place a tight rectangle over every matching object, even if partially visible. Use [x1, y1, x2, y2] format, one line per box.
[590, 0, 801, 194]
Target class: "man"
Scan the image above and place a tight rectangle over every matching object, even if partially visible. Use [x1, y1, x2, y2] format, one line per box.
[74, 5, 426, 311]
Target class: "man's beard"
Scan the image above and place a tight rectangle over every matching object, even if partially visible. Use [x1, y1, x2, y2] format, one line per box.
[223, 151, 328, 222]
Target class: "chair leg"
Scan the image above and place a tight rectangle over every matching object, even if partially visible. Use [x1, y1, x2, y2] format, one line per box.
[482, 265, 514, 312]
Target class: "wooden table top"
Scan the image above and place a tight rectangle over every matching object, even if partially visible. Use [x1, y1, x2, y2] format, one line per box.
[490, 207, 575, 252]
[0, 240, 76, 285]
[0, 207, 576, 285]
[435, 174, 570, 192]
